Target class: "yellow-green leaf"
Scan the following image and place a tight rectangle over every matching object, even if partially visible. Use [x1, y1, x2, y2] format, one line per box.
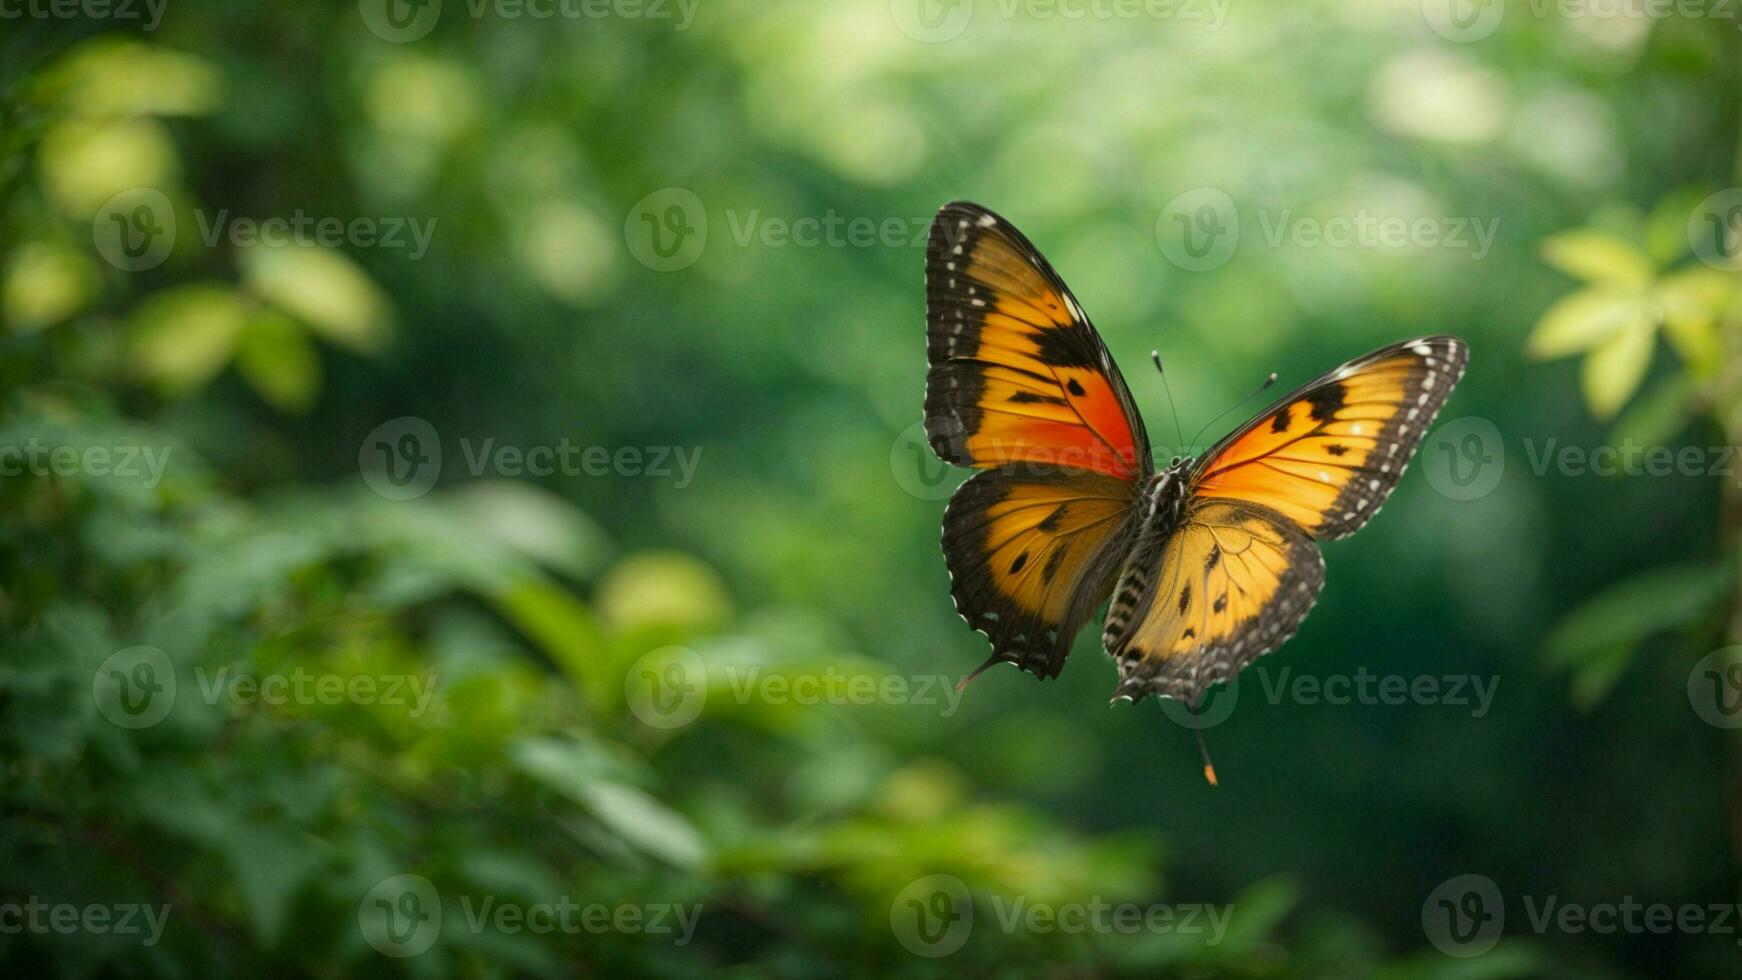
[1526, 287, 1650, 360]
[1540, 229, 1654, 285]
[3, 241, 99, 332]
[241, 242, 393, 354]
[1654, 267, 1734, 378]
[234, 310, 320, 414]
[128, 283, 248, 397]
[1580, 322, 1655, 420]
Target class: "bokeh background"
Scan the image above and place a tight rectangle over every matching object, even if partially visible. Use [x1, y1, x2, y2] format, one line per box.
[5, 0, 1742, 976]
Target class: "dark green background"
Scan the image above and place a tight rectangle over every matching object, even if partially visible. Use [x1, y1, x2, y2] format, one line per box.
[3, 1, 1740, 976]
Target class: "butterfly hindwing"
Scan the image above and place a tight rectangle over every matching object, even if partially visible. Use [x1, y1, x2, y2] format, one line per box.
[943, 467, 1140, 678]
[1102, 336, 1467, 704]
[1104, 499, 1323, 703]
[924, 202, 1150, 481]
[1190, 336, 1469, 539]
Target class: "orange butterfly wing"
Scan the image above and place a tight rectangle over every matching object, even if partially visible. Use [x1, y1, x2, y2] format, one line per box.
[924, 202, 1149, 481]
[924, 202, 1151, 679]
[1103, 336, 1468, 704]
[1192, 336, 1469, 539]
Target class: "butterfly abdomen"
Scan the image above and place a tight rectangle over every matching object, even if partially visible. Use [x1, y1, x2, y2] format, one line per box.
[1103, 465, 1192, 656]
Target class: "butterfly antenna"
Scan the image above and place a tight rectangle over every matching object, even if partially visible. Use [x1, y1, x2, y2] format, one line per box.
[1188, 371, 1279, 452]
[955, 653, 1001, 693]
[1150, 351, 1187, 454]
[1187, 697, 1218, 787]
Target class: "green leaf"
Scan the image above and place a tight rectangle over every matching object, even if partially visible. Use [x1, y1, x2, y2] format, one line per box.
[241, 242, 393, 354]
[1655, 267, 1734, 378]
[234, 310, 320, 414]
[1579, 322, 1654, 419]
[1540, 229, 1654, 285]
[1605, 375, 1691, 451]
[3, 240, 99, 331]
[127, 282, 248, 397]
[1647, 187, 1714, 266]
[223, 825, 322, 948]
[1543, 562, 1730, 708]
[1525, 288, 1649, 360]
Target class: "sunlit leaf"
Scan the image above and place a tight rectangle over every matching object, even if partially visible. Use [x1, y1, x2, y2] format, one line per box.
[1579, 321, 1654, 419]
[1540, 229, 1653, 284]
[241, 242, 392, 354]
[234, 310, 320, 414]
[38, 118, 180, 217]
[3, 241, 98, 331]
[128, 282, 248, 397]
[37, 38, 222, 120]
[1525, 288, 1649, 360]
[1655, 267, 1734, 377]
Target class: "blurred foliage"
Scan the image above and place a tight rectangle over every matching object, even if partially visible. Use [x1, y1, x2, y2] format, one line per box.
[2, 2, 1742, 977]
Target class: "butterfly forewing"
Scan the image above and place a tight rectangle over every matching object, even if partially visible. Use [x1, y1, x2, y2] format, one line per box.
[1191, 336, 1469, 539]
[924, 201, 1152, 679]
[924, 202, 1151, 480]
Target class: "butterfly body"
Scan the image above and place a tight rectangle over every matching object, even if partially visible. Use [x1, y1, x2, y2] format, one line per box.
[922, 201, 1467, 710]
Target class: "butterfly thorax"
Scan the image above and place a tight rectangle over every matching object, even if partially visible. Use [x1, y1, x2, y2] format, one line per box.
[1102, 460, 1193, 657]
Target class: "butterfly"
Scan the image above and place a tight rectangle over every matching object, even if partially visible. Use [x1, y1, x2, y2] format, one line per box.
[923, 201, 1467, 777]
